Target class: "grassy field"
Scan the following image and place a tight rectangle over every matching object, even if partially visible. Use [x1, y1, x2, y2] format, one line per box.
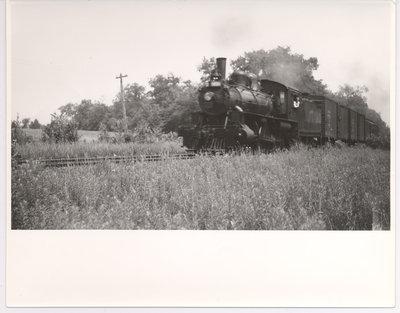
[16, 129, 185, 159]
[11, 145, 390, 230]
[14, 141, 185, 159]
[22, 128, 106, 143]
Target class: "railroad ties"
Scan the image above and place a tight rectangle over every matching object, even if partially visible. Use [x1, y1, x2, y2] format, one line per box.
[16, 150, 224, 168]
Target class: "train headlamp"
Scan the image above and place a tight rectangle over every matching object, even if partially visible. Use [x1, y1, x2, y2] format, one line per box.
[210, 81, 221, 87]
[204, 91, 214, 101]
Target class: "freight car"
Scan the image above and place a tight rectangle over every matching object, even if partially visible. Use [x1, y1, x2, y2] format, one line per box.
[365, 119, 379, 141]
[178, 57, 378, 151]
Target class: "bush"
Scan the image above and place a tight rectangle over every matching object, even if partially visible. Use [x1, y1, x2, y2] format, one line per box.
[366, 134, 390, 150]
[98, 123, 116, 143]
[103, 119, 180, 145]
[11, 124, 32, 146]
[11, 117, 33, 164]
[42, 113, 79, 143]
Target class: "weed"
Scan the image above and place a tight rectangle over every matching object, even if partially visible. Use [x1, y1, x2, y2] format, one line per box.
[11, 145, 390, 230]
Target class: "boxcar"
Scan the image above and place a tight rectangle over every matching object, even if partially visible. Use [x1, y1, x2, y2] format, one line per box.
[337, 105, 349, 141]
[349, 109, 358, 142]
[289, 95, 339, 143]
[365, 119, 379, 140]
[289, 94, 371, 144]
[357, 113, 365, 142]
[323, 97, 338, 141]
[290, 96, 322, 139]
[261, 79, 371, 145]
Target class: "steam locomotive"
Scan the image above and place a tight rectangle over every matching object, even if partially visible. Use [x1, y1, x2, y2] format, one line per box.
[178, 57, 378, 151]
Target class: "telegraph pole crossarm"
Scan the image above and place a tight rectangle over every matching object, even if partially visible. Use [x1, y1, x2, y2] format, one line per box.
[116, 73, 128, 133]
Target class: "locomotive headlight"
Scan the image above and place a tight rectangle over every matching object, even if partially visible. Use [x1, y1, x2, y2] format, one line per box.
[204, 91, 214, 101]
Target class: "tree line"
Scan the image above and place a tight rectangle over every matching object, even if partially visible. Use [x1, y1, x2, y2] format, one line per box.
[52, 74, 199, 135]
[12, 118, 41, 129]
[15, 46, 390, 140]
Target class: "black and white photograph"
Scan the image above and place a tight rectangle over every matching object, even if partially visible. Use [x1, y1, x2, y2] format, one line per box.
[9, 0, 392, 231]
[5, 0, 396, 308]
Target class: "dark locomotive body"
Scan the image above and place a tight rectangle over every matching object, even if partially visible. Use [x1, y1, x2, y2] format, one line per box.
[179, 57, 378, 151]
[179, 58, 298, 150]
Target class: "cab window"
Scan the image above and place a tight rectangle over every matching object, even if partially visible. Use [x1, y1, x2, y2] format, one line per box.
[293, 95, 300, 108]
[279, 91, 285, 105]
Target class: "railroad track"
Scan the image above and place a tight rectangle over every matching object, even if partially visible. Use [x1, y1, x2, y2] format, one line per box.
[16, 150, 225, 168]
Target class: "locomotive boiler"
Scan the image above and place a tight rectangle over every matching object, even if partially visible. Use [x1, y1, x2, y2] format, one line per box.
[179, 58, 298, 151]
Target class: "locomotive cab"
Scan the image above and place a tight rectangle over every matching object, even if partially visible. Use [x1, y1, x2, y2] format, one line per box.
[260, 79, 303, 118]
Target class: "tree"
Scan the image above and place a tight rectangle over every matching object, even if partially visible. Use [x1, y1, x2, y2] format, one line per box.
[197, 57, 216, 82]
[146, 75, 200, 132]
[113, 83, 149, 129]
[11, 119, 21, 129]
[366, 108, 390, 135]
[29, 119, 41, 129]
[332, 85, 368, 114]
[88, 103, 111, 130]
[75, 100, 111, 130]
[161, 80, 199, 132]
[105, 117, 119, 132]
[58, 103, 77, 117]
[11, 115, 32, 145]
[229, 46, 327, 94]
[42, 112, 79, 143]
[59, 100, 112, 131]
[112, 82, 157, 133]
[148, 74, 181, 108]
[21, 118, 30, 128]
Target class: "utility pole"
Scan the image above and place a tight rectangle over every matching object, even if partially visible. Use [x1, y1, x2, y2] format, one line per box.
[116, 73, 128, 132]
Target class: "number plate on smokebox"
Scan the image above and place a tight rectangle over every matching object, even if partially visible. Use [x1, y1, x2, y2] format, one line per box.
[203, 102, 213, 109]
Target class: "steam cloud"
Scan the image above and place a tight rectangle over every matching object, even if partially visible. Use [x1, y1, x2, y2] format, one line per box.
[212, 18, 252, 49]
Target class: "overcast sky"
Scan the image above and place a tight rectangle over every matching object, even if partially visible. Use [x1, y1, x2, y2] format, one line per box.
[9, 0, 394, 125]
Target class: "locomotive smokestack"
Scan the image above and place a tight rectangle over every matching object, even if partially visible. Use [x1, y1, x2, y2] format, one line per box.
[216, 57, 227, 80]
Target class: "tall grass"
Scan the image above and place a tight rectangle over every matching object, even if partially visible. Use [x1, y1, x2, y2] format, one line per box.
[14, 141, 185, 159]
[21, 128, 107, 142]
[11, 145, 390, 230]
